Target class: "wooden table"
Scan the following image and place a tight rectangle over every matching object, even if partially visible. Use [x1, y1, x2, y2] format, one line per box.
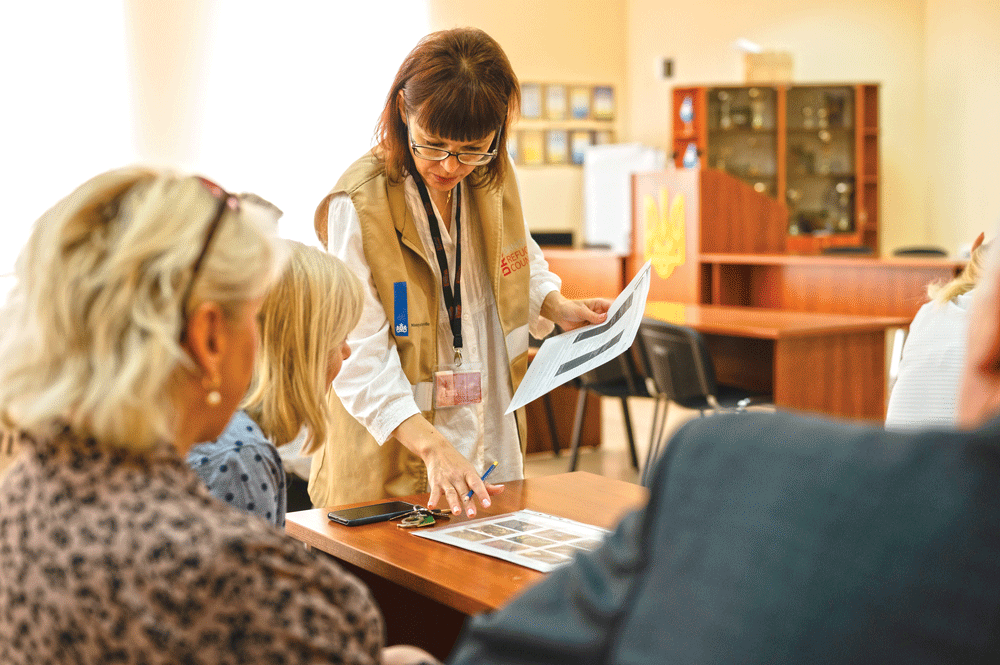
[286, 472, 648, 659]
[645, 302, 911, 421]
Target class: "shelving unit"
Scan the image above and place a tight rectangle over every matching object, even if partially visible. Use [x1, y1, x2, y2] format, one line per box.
[672, 83, 880, 254]
[512, 83, 618, 166]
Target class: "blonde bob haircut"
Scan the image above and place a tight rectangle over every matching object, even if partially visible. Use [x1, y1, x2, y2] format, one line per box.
[0, 166, 285, 452]
[928, 240, 991, 304]
[241, 241, 363, 455]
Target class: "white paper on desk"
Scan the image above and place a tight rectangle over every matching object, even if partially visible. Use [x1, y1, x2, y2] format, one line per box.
[506, 260, 652, 414]
[414, 509, 610, 573]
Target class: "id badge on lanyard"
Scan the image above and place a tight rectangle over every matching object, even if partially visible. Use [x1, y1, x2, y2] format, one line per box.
[413, 176, 484, 410]
[434, 362, 483, 408]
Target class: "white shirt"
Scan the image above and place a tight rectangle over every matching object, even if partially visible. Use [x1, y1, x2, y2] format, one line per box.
[884, 292, 973, 431]
[326, 174, 561, 482]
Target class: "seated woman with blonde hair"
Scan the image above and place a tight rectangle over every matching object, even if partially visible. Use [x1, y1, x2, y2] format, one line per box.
[885, 232, 989, 430]
[0, 167, 436, 664]
[187, 240, 362, 526]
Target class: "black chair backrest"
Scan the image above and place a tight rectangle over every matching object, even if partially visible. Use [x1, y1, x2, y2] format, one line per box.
[820, 245, 874, 255]
[638, 318, 717, 409]
[892, 246, 948, 257]
[576, 341, 649, 397]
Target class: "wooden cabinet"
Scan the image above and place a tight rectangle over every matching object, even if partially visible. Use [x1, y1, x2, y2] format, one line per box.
[672, 84, 879, 254]
[629, 170, 959, 319]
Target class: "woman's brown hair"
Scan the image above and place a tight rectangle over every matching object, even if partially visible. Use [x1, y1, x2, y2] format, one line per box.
[375, 27, 520, 190]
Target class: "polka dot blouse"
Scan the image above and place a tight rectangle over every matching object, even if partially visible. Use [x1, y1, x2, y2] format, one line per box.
[187, 410, 287, 527]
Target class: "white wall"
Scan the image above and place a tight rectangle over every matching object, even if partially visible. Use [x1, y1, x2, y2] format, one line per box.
[129, 0, 429, 244]
[1, 2, 134, 288]
[924, 0, 1000, 252]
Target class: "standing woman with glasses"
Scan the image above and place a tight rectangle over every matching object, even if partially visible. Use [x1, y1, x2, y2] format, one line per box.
[313, 28, 612, 517]
[0, 167, 436, 664]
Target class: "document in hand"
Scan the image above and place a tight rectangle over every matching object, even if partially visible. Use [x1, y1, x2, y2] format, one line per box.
[506, 260, 652, 414]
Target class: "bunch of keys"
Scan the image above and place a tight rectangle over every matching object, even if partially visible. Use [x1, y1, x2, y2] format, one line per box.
[396, 506, 452, 529]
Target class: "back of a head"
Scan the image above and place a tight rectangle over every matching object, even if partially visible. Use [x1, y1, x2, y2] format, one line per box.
[928, 240, 991, 304]
[376, 27, 520, 189]
[0, 167, 283, 451]
[959, 238, 1000, 427]
[243, 241, 363, 452]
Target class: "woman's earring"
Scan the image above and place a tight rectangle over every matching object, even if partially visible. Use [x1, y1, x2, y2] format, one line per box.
[203, 376, 222, 406]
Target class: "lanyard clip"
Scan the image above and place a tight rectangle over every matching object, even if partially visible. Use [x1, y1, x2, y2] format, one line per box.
[454, 348, 463, 366]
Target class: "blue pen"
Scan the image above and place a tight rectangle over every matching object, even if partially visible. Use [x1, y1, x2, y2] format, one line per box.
[466, 460, 499, 500]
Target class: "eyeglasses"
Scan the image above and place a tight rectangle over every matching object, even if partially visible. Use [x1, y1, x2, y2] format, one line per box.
[178, 177, 239, 341]
[406, 114, 499, 166]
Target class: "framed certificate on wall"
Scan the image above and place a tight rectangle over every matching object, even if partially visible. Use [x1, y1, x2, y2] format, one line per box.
[545, 84, 568, 120]
[520, 129, 545, 165]
[521, 83, 542, 119]
[546, 130, 568, 164]
[570, 86, 591, 119]
[592, 86, 615, 121]
[570, 130, 592, 165]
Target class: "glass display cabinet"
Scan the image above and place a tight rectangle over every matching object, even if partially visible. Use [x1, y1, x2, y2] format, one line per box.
[672, 83, 879, 254]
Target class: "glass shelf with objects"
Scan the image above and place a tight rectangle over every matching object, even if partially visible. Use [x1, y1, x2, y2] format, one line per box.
[784, 85, 877, 253]
[705, 86, 778, 196]
[672, 83, 879, 254]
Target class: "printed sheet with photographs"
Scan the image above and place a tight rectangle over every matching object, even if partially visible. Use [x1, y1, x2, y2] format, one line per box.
[414, 509, 609, 573]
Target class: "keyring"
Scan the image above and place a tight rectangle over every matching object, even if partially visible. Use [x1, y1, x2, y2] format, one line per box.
[398, 513, 436, 528]
[395, 507, 452, 529]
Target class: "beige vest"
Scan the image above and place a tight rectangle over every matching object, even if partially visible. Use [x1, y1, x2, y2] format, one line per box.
[309, 152, 530, 507]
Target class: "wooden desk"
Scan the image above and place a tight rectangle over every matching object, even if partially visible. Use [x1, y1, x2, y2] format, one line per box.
[698, 253, 963, 318]
[645, 302, 910, 421]
[286, 472, 647, 659]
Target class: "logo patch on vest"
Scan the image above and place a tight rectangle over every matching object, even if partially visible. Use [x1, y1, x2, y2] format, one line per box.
[393, 281, 408, 336]
[501, 245, 529, 277]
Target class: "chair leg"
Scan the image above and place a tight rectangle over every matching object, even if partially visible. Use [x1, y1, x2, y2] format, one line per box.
[568, 388, 589, 472]
[653, 397, 670, 455]
[619, 397, 639, 470]
[645, 395, 662, 472]
[642, 395, 669, 486]
[542, 394, 561, 456]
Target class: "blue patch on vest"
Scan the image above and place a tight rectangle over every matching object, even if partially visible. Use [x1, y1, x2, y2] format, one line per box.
[393, 281, 408, 336]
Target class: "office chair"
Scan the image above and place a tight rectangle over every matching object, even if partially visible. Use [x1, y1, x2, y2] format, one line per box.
[892, 246, 948, 257]
[637, 317, 767, 484]
[567, 343, 652, 473]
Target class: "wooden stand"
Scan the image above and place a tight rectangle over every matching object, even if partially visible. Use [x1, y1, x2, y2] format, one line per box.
[628, 168, 788, 303]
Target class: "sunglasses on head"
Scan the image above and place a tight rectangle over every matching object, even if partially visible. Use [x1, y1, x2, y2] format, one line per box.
[178, 177, 240, 342]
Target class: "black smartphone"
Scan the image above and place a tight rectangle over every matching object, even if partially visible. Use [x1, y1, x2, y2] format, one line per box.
[327, 501, 417, 526]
